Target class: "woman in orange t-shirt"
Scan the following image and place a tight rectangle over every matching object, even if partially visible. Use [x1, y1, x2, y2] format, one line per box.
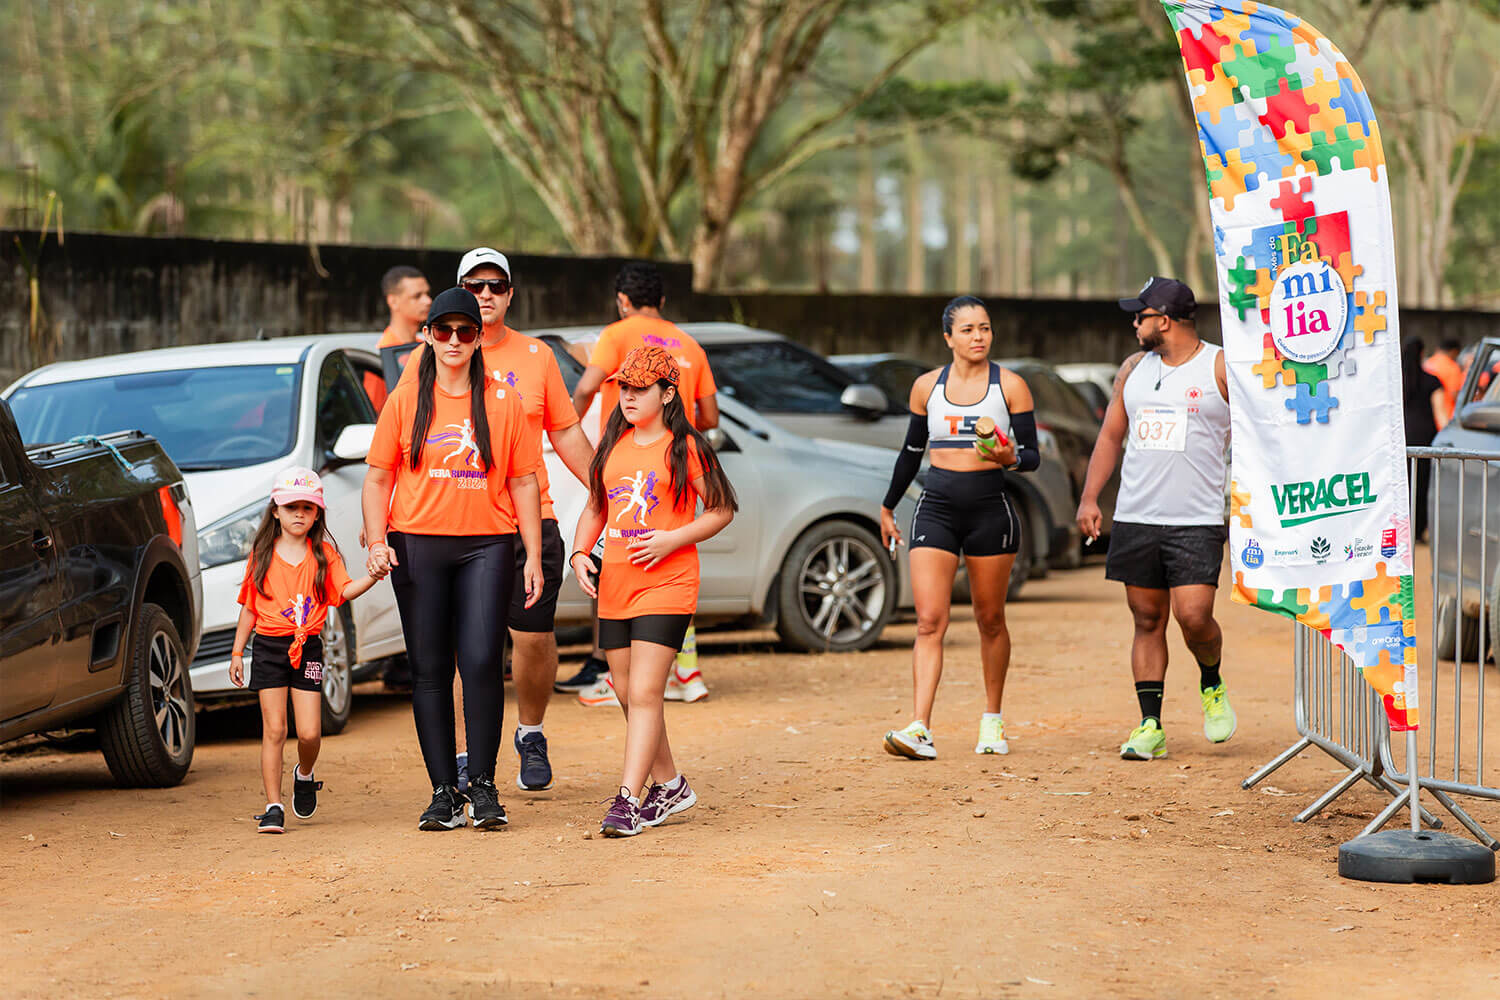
[569, 346, 737, 838]
[229, 467, 383, 834]
[362, 287, 544, 832]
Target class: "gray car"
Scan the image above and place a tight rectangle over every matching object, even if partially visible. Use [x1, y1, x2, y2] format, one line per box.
[1429, 336, 1500, 661]
[536, 333, 917, 653]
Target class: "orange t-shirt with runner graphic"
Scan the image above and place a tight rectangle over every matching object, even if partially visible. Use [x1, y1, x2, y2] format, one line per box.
[398, 328, 577, 520]
[367, 376, 540, 536]
[238, 541, 353, 666]
[588, 316, 716, 433]
[597, 429, 706, 618]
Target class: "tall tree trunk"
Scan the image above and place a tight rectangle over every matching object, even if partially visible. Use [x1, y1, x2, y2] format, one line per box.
[905, 123, 925, 294]
[856, 123, 878, 293]
[978, 171, 998, 293]
[954, 142, 973, 293]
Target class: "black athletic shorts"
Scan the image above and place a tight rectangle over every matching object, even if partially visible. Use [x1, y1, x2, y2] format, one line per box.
[598, 614, 693, 652]
[910, 467, 1020, 557]
[509, 518, 565, 633]
[249, 633, 325, 693]
[1105, 521, 1228, 590]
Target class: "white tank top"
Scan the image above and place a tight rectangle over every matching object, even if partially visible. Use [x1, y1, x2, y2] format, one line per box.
[1114, 343, 1230, 525]
[925, 363, 1012, 450]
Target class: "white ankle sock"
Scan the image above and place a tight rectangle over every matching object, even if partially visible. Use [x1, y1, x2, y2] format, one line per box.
[295, 768, 314, 781]
[517, 724, 544, 738]
[982, 713, 1003, 722]
[266, 802, 283, 812]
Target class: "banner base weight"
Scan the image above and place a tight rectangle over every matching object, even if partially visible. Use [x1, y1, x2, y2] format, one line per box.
[1338, 831, 1495, 884]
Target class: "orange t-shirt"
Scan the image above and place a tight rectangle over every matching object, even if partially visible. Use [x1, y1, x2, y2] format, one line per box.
[398, 328, 578, 520]
[597, 429, 706, 618]
[238, 541, 353, 667]
[588, 316, 717, 433]
[1424, 353, 1465, 425]
[367, 376, 541, 536]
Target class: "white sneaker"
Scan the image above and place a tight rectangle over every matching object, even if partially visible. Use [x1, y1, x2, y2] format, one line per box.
[665, 665, 709, 703]
[578, 675, 620, 708]
[883, 720, 936, 760]
[974, 716, 1010, 755]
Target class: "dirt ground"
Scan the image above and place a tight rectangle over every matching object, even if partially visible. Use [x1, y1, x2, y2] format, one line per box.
[4, 557, 1499, 999]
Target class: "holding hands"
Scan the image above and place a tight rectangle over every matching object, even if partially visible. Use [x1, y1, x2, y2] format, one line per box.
[366, 540, 398, 578]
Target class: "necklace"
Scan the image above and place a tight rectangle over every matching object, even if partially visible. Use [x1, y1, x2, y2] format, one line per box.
[1154, 342, 1205, 391]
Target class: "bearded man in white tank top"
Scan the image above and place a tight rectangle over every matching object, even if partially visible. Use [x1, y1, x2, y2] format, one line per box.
[1075, 278, 1236, 762]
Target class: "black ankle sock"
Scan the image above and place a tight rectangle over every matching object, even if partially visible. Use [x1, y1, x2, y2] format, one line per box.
[1134, 681, 1164, 725]
[1198, 657, 1222, 692]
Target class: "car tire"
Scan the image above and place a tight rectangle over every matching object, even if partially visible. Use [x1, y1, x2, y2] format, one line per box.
[1435, 594, 1482, 663]
[1007, 500, 1034, 602]
[775, 520, 896, 653]
[1488, 564, 1500, 665]
[97, 602, 195, 788]
[319, 607, 355, 736]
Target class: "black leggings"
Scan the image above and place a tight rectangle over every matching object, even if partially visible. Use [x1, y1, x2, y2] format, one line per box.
[388, 531, 514, 787]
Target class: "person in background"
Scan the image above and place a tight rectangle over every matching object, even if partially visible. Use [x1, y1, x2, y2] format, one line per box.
[1403, 336, 1446, 542]
[565, 262, 719, 702]
[367, 266, 432, 412]
[1422, 337, 1465, 430]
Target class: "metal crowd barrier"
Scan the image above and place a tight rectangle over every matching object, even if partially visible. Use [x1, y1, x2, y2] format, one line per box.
[1245, 446, 1500, 845]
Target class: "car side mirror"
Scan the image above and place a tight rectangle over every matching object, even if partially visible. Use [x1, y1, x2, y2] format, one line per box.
[703, 427, 738, 453]
[330, 423, 376, 463]
[840, 383, 889, 419]
[1459, 403, 1500, 433]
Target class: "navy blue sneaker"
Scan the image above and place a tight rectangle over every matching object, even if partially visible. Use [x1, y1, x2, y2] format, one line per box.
[456, 752, 470, 794]
[554, 656, 607, 693]
[515, 730, 554, 791]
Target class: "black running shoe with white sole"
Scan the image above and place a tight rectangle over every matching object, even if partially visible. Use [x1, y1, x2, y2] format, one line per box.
[418, 784, 467, 831]
[515, 730, 554, 791]
[466, 777, 509, 830]
[554, 656, 607, 693]
[293, 774, 322, 819]
[256, 804, 285, 834]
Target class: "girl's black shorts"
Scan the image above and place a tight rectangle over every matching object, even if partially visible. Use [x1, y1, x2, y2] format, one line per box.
[598, 614, 693, 652]
[910, 467, 1020, 557]
[249, 633, 325, 693]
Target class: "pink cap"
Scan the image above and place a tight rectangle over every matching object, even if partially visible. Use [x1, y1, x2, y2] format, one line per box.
[270, 467, 325, 509]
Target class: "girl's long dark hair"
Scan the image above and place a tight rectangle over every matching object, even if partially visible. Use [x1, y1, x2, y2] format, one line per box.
[248, 502, 335, 601]
[409, 340, 492, 471]
[588, 382, 738, 516]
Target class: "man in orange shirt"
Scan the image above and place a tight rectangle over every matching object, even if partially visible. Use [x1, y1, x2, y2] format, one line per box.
[572, 261, 719, 434]
[368, 266, 431, 412]
[1423, 337, 1466, 429]
[567, 261, 719, 704]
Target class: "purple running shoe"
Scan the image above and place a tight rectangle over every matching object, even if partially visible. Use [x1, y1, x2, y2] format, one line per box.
[600, 791, 643, 837]
[639, 776, 697, 827]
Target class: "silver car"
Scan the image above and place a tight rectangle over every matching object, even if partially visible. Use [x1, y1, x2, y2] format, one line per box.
[537, 334, 917, 652]
[1429, 336, 1500, 661]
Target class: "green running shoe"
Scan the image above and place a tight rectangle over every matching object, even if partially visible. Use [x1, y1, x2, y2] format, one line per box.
[1120, 719, 1167, 761]
[1200, 681, 1237, 743]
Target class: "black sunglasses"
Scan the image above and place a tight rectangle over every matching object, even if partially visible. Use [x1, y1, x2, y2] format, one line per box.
[1135, 310, 1168, 321]
[429, 322, 480, 344]
[461, 277, 511, 295]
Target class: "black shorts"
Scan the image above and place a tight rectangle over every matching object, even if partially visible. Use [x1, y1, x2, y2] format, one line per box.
[509, 519, 565, 633]
[598, 614, 693, 652]
[910, 467, 1020, 557]
[1105, 521, 1228, 590]
[249, 633, 325, 693]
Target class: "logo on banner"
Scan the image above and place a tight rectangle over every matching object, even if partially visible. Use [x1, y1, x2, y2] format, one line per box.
[1345, 537, 1374, 560]
[1270, 259, 1348, 363]
[1270, 472, 1378, 527]
[1241, 538, 1264, 568]
[1381, 527, 1398, 558]
[1311, 536, 1331, 563]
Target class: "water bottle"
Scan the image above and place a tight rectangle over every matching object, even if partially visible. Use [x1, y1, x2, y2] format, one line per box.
[973, 416, 1009, 460]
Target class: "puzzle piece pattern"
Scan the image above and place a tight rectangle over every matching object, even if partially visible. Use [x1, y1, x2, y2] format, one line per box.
[1229, 481, 1253, 528]
[1354, 290, 1387, 344]
[1283, 380, 1339, 423]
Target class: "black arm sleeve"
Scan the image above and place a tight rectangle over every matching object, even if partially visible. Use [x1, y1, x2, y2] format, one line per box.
[1009, 410, 1041, 472]
[882, 412, 928, 510]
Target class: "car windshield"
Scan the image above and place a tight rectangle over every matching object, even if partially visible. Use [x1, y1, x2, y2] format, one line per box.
[9, 364, 301, 470]
[702, 341, 851, 413]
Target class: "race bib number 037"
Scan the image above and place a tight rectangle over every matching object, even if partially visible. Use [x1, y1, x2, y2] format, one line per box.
[1133, 405, 1188, 452]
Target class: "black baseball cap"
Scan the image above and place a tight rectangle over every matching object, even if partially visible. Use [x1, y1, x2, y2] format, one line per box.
[1119, 276, 1196, 319]
[425, 287, 483, 327]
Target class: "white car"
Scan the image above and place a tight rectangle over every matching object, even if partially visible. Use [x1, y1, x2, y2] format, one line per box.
[3, 336, 406, 733]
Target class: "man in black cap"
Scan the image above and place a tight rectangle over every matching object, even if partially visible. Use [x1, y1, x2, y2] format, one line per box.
[1076, 277, 1237, 763]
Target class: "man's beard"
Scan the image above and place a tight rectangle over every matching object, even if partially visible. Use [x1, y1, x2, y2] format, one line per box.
[1141, 329, 1166, 352]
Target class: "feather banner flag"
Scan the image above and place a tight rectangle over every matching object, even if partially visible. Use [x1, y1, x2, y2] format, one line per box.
[1164, 0, 1419, 730]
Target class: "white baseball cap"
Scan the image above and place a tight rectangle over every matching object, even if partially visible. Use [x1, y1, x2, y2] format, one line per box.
[457, 247, 512, 283]
[271, 466, 325, 509]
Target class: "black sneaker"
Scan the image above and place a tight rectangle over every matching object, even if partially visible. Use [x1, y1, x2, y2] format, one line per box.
[466, 777, 509, 830]
[515, 730, 554, 791]
[256, 804, 285, 834]
[456, 752, 470, 794]
[418, 784, 467, 831]
[292, 773, 322, 819]
[554, 656, 607, 693]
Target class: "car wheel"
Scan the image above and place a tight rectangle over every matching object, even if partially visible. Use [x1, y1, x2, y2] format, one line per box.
[1488, 564, 1500, 665]
[775, 520, 896, 653]
[320, 607, 355, 735]
[1434, 594, 1482, 663]
[1006, 499, 1034, 601]
[97, 602, 195, 787]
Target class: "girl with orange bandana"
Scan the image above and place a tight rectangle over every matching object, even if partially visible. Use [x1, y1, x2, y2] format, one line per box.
[570, 346, 738, 837]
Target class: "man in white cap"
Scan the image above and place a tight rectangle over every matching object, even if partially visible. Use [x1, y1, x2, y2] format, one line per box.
[402, 248, 595, 793]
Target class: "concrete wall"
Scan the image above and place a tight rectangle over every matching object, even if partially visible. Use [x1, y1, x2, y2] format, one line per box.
[4, 230, 1498, 385]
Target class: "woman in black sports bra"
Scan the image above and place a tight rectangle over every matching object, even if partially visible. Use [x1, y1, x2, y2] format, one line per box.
[878, 296, 1041, 761]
